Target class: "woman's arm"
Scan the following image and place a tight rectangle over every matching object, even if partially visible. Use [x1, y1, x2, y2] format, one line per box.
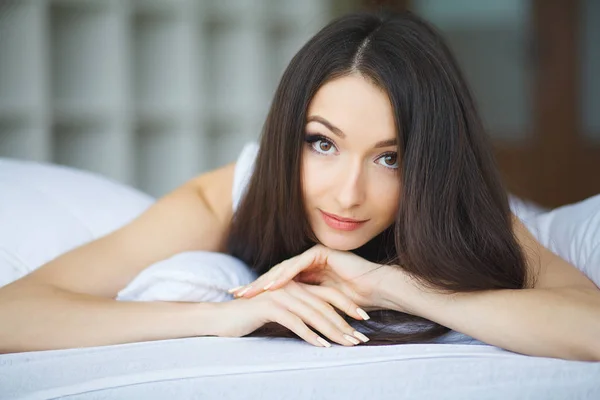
[376, 216, 600, 361]
[0, 163, 235, 352]
[0, 281, 218, 353]
[236, 215, 600, 360]
[378, 273, 600, 361]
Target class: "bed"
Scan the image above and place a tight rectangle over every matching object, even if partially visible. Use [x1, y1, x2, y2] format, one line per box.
[1, 157, 599, 399]
[2, 335, 600, 400]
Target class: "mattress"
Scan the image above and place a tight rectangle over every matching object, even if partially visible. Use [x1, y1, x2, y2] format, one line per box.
[1, 335, 599, 400]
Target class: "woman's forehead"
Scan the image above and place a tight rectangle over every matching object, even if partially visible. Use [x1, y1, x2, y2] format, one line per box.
[306, 75, 397, 142]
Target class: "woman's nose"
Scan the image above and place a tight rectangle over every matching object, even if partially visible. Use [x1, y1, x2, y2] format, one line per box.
[335, 162, 366, 209]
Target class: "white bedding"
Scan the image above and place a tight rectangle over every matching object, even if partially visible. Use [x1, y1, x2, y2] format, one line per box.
[2, 158, 600, 399]
[1, 336, 599, 400]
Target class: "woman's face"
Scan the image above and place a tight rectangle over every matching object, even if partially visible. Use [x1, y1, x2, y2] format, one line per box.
[302, 74, 400, 251]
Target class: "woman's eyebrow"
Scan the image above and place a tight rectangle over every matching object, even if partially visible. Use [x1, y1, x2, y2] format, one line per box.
[307, 115, 346, 138]
[373, 139, 397, 148]
[307, 115, 397, 148]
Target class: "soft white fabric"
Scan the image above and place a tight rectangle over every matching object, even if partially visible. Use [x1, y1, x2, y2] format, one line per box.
[0, 156, 258, 303]
[0, 158, 154, 288]
[232, 141, 260, 212]
[116, 251, 257, 302]
[525, 194, 600, 286]
[508, 194, 549, 222]
[1, 336, 599, 400]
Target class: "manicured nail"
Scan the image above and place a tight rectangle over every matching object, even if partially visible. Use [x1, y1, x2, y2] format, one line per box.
[228, 286, 244, 294]
[353, 331, 370, 343]
[263, 281, 275, 290]
[356, 308, 370, 320]
[316, 336, 331, 348]
[343, 334, 360, 345]
[236, 287, 251, 297]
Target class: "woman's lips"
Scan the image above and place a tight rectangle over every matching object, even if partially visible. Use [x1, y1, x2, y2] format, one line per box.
[319, 210, 368, 231]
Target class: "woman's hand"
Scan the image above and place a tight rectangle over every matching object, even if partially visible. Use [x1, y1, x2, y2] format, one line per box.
[229, 245, 394, 313]
[214, 280, 370, 347]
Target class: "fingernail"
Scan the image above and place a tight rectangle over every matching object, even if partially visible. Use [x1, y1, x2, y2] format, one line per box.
[356, 308, 370, 320]
[227, 286, 244, 294]
[316, 336, 331, 348]
[343, 334, 360, 345]
[263, 281, 275, 290]
[237, 287, 251, 297]
[353, 331, 370, 343]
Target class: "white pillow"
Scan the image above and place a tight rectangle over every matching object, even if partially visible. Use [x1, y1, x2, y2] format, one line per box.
[0, 158, 257, 299]
[0, 158, 154, 287]
[508, 194, 548, 223]
[525, 193, 600, 287]
[117, 251, 257, 303]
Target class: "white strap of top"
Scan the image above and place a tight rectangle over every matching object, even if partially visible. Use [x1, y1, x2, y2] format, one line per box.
[232, 142, 260, 212]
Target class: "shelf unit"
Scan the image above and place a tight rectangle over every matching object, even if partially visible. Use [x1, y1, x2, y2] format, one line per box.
[0, 0, 331, 197]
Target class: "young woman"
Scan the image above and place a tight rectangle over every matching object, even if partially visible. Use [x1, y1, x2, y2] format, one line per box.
[1, 11, 599, 360]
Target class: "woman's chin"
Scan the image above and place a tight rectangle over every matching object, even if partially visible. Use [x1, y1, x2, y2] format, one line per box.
[316, 232, 369, 251]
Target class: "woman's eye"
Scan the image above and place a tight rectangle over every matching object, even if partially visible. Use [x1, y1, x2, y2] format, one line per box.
[312, 139, 336, 155]
[377, 153, 399, 169]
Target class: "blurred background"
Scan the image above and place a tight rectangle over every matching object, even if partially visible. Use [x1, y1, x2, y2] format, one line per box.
[0, 0, 598, 207]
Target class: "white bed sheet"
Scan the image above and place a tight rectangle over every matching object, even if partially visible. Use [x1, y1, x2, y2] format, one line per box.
[1, 336, 599, 400]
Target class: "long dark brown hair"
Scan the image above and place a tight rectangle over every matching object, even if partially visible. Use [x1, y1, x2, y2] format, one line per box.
[227, 10, 533, 345]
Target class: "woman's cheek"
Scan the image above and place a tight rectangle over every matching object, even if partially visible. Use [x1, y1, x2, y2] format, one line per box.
[373, 175, 401, 215]
[305, 153, 335, 183]
[302, 153, 326, 195]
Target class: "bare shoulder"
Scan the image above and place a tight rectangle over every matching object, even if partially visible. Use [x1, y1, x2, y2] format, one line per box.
[188, 162, 236, 228]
